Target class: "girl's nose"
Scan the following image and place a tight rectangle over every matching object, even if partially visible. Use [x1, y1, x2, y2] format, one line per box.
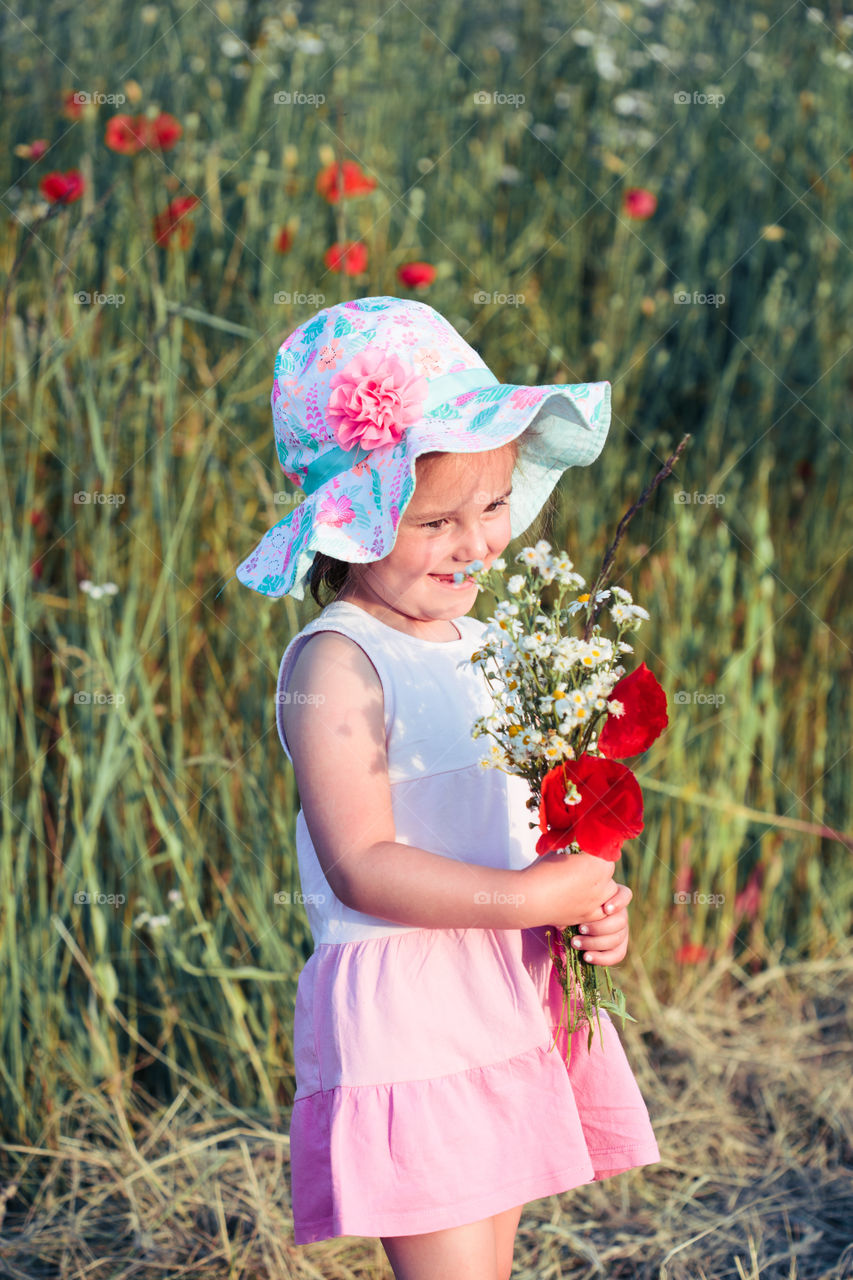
[454, 523, 491, 564]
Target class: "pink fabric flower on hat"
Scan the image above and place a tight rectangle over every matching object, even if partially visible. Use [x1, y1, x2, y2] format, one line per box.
[327, 348, 429, 450]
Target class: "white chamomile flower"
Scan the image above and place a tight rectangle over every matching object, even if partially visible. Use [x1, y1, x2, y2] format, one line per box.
[607, 698, 625, 718]
[518, 547, 541, 567]
[147, 914, 170, 930]
[133, 911, 151, 928]
[492, 557, 506, 571]
[609, 584, 634, 604]
[507, 575, 526, 595]
[618, 641, 634, 653]
[610, 602, 634, 625]
[631, 604, 650, 622]
[167, 888, 184, 907]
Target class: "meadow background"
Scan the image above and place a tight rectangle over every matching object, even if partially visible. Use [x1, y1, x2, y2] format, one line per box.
[1, 0, 851, 1275]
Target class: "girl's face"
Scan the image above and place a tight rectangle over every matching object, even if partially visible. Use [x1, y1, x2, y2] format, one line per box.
[338, 448, 516, 640]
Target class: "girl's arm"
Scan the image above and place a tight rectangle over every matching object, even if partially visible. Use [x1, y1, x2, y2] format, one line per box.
[282, 631, 615, 932]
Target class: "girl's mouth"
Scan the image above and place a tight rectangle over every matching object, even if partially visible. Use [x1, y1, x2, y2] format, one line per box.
[429, 573, 476, 589]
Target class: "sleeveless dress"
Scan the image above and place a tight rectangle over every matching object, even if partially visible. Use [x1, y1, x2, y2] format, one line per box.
[276, 599, 660, 1244]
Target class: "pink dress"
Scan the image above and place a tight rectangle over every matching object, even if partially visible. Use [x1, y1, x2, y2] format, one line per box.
[276, 600, 660, 1244]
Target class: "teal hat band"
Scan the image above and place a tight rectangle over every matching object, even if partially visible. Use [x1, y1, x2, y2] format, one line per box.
[300, 366, 499, 497]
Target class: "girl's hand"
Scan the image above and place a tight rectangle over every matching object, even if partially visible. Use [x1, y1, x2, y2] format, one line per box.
[562, 882, 633, 967]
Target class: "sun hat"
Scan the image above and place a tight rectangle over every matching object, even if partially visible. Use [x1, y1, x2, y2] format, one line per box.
[234, 295, 611, 600]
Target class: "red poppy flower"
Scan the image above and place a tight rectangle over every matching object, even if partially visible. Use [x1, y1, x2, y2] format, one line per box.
[397, 261, 436, 289]
[274, 226, 294, 253]
[153, 195, 199, 248]
[675, 942, 709, 965]
[324, 240, 368, 275]
[146, 112, 182, 151]
[105, 114, 148, 155]
[316, 160, 377, 203]
[105, 112, 182, 155]
[623, 187, 657, 219]
[598, 662, 668, 759]
[536, 754, 644, 861]
[39, 170, 85, 204]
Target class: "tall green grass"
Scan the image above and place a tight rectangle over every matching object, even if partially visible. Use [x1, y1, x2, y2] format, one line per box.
[1, 0, 851, 1145]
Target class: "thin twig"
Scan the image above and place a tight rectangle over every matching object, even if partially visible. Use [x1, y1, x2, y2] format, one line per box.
[582, 433, 692, 641]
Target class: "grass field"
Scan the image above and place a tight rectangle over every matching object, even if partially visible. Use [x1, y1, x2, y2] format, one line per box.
[1, 0, 851, 1274]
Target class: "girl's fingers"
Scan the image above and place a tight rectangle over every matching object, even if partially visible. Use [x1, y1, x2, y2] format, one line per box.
[603, 883, 633, 912]
[572, 925, 628, 954]
[575, 910, 628, 938]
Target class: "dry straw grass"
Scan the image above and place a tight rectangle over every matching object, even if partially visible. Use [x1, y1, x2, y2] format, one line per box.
[1, 945, 850, 1280]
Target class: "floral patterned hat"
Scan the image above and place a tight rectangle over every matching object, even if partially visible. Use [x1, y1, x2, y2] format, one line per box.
[235, 295, 611, 600]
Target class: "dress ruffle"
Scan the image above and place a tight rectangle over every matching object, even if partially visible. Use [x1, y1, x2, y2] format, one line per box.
[289, 924, 660, 1243]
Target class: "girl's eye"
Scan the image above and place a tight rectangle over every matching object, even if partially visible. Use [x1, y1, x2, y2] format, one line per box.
[421, 497, 507, 530]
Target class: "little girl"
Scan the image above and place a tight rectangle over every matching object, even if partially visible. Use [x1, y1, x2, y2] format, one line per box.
[235, 296, 660, 1280]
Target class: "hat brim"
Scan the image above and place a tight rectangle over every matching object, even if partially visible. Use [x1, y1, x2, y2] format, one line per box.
[235, 379, 610, 600]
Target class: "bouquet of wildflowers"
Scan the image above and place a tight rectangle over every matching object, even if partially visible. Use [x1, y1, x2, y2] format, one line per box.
[458, 540, 669, 1060]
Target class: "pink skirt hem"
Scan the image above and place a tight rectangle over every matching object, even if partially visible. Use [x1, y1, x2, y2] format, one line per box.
[290, 1029, 661, 1244]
